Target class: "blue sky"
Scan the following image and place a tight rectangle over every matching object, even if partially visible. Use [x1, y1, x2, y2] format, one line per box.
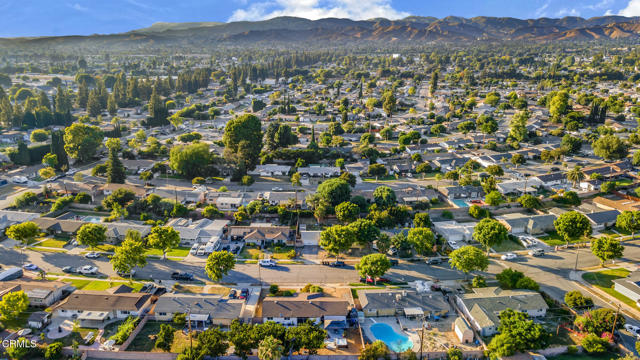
[2, 0, 640, 37]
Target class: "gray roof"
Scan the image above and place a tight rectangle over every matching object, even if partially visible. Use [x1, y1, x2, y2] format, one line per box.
[457, 287, 548, 328]
[358, 290, 449, 313]
[584, 210, 620, 225]
[155, 294, 244, 318]
[262, 293, 349, 318]
[613, 271, 640, 296]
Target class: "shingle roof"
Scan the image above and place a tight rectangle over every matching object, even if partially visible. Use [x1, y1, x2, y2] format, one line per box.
[54, 290, 150, 312]
[262, 294, 349, 318]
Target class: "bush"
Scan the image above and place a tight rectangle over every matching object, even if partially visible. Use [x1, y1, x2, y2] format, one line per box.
[13, 191, 38, 208]
[301, 284, 323, 293]
[45, 342, 63, 360]
[564, 290, 594, 309]
[472, 275, 487, 288]
[441, 210, 453, 219]
[581, 333, 609, 353]
[109, 316, 139, 344]
[286, 249, 296, 259]
[567, 345, 578, 354]
[269, 284, 279, 295]
[74, 192, 92, 204]
[192, 177, 205, 185]
[50, 196, 74, 213]
[154, 324, 175, 352]
[172, 313, 186, 327]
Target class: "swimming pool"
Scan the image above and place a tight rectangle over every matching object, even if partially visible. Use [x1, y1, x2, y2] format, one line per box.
[451, 199, 469, 208]
[369, 323, 413, 352]
[82, 216, 103, 223]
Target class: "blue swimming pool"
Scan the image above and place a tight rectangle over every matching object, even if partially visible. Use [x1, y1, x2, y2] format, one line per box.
[370, 323, 413, 352]
[82, 216, 102, 223]
[452, 199, 469, 208]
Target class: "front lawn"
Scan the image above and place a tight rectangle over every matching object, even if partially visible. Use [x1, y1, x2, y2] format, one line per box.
[58, 278, 143, 292]
[239, 246, 262, 259]
[37, 238, 68, 248]
[144, 247, 191, 258]
[582, 268, 639, 310]
[492, 238, 524, 252]
[539, 231, 589, 246]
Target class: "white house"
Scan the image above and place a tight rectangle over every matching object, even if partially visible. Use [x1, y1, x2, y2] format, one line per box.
[53, 290, 152, 328]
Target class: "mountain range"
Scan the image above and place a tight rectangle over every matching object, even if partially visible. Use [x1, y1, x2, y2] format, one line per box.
[5, 15, 640, 50]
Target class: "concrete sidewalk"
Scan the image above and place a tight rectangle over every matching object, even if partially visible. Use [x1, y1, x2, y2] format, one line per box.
[570, 268, 640, 320]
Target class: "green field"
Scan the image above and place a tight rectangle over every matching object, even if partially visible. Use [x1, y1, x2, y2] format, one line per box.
[582, 268, 639, 310]
[57, 278, 144, 292]
[539, 231, 589, 246]
[492, 238, 525, 252]
[144, 246, 191, 258]
[37, 238, 68, 248]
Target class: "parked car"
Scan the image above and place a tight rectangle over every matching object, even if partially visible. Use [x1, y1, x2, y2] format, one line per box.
[77, 265, 98, 275]
[501, 253, 517, 260]
[22, 263, 39, 271]
[228, 289, 237, 299]
[426, 257, 442, 265]
[271, 187, 283, 191]
[389, 259, 399, 266]
[528, 248, 545, 257]
[171, 272, 194, 281]
[259, 259, 277, 267]
[196, 246, 206, 256]
[362, 276, 391, 284]
[117, 269, 136, 277]
[239, 288, 249, 300]
[329, 261, 346, 267]
[190, 244, 199, 255]
[624, 324, 640, 335]
[387, 248, 398, 256]
[62, 266, 76, 273]
[85, 252, 101, 259]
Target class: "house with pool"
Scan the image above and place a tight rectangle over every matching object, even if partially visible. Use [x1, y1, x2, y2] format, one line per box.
[358, 289, 449, 319]
[261, 293, 350, 327]
[455, 287, 548, 336]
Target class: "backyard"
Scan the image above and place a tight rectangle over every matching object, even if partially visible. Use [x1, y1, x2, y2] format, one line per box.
[127, 321, 195, 353]
[582, 268, 639, 310]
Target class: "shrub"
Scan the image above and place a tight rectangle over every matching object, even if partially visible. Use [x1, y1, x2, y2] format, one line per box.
[50, 196, 74, 213]
[581, 333, 609, 353]
[269, 284, 279, 295]
[74, 192, 92, 204]
[192, 177, 205, 185]
[441, 210, 453, 219]
[567, 345, 578, 354]
[172, 313, 186, 327]
[286, 249, 296, 259]
[301, 284, 323, 293]
[472, 275, 487, 288]
[109, 316, 139, 344]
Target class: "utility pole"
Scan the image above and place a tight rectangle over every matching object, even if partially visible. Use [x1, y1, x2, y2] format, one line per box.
[187, 306, 193, 354]
[420, 316, 425, 360]
[574, 246, 580, 271]
[611, 303, 621, 336]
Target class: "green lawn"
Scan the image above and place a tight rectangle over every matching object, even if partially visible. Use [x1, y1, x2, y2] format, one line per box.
[144, 247, 191, 258]
[2, 311, 31, 330]
[239, 246, 262, 259]
[37, 238, 68, 248]
[539, 231, 589, 246]
[614, 179, 633, 187]
[492, 238, 525, 252]
[50, 327, 96, 347]
[582, 268, 639, 310]
[58, 278, 143, 292]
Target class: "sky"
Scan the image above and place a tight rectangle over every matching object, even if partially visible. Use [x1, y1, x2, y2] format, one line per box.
[2, 0, 640, 37]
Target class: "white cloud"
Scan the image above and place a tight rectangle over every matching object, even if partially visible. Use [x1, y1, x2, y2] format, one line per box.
[555, 8, 581, 17]
[534, 1, 551, 17]
[229, 0, 410, 22]
[67, 3, 89, 12]
[586, 0, 614, 10]
[619, 0, 640, 16]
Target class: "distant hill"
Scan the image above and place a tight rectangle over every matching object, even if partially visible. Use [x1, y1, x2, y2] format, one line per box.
[4, 15, 640, 50]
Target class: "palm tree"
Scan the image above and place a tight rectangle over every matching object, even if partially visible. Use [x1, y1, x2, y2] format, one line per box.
[567, 165, 585, 189]
[258, 336, 283, 360]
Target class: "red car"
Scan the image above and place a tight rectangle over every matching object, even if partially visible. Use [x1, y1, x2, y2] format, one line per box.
[363, 276, 391, 284]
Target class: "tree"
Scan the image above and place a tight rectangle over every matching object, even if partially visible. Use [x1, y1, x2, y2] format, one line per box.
[205, 251, 236, 282]
[202, 204, 223, 219]
[564, 291, 594, 309]
[356, 254, 391, 284]
[5, 337, 30, 360]
[228, 320, 256, 359]
[567, 165, 585, 188]
[469, 205, 488, 219]
[315, 178, 351, 207]
[448, 245, 489, 280]
[581, 334, 609, 354]
[593, 135, 629, 161]
[110, 231, 147, 280]
[367, 164, 387, 178]
[0, 290, 28, 321]
[407, 227, 435, 255]
[486, 165, 504, 176]
[241, 175, 255, 187]
[382, 90, 396, 117]
[488, 309, 548, 357]
[473, 218, 508, 254]
[518, 194, 541, 209]
[258, 336, 283, 360]
[549, 91, 570, 120]
[478, 115, 498, 135]
[147, 226, 180, 260]
[194, 327, 230, 359]
[554, 211, 592, 244]
[349, 219, 380, 246]
[169, 142, 211, 178]
[591, 237, 624, 266]
[42, 153, 58, 168]
[335, 201, 360, 223]
[39, 166, 56, 179]
[413, 213, 431, 228]
[223, 114, 263, 173]
[575, 308, 624, 335]
[106, 149, 126, 184]
[511, 154, 525, 167]
[155, 324, 175, 352]
[562, 134, 582, 154]
[63, 123, 103, 162]
[30, 129, 49, 142]
[616, 210, 640, 238]
[485, 191, 503, 206]
[447, 347, 463, 360]
[76, 223, 107, 250]
[285, 320, 326, 354]
[601, 181, 616, 193]
[496, 268, 539, 290]
[45, 342, 64, 360]
[457, 121, 476, 134]
[319, 225, 356, 260]
[359, 340, 390, 360]
[373, 186, 396, 209]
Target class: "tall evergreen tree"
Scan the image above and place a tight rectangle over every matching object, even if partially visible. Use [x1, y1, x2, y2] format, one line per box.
[50, 130, 69, 170]
[106, 149, 126, 184]
[87, 90, 102, 117]
[77, 81, 89, 108]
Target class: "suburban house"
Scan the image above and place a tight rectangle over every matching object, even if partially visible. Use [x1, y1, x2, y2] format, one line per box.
[262, 191, 305, 208]
[154, 294, 244, 328]
[433, 221, 477, 248]
[261, 293, 350, 326]
[228, 223, 295, 246]
[0, 210, 39, 232]
[0, 279, 73, 307]
[455, 287, 548, 336]
[593, 197, 640, 212]
[583, 209, 620, 231]
[496, 178, 543, 196]
[249, 164, 292, 177]
[440, 186, 484, 201]
[358, 289, 449, 319]
[31, 218, 84, 237]
[101, 183, 147, 198]
[166, 218, 230, 247]
[105, 223, 152, 244]
[497, 213, 556, 235]
[53, 289, 152, 328]
[210, 194, 245, 211]
[613, 271, 640, 303]
[297, 166, 341, 178]
[533, 172, 567, 188]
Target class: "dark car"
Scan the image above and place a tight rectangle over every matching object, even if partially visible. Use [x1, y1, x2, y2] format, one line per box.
[389, 259, 399, 266]
[239, 288, 249, 299]
[329, 261, 346, 267]
[171, 272, 194, 281]
[228, 289, 237, 299]
[62, 266, 75, 273]
[426, 257, 442, 265]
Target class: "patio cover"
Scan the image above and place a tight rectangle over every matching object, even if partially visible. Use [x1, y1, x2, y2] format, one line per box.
[188, 313, 209, 321]
[403, 307, 424, 317]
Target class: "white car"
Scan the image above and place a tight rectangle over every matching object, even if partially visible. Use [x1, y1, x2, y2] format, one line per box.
[271, 186, 283, 191]
[190, 244, 199, 255]
[77, 265, 98, 275]
[624, 324, 640, 335]
[259, 259, 277, 267]
[66, 168, 78, 175]
[85, 252, 101, 259]
[501, 253, 517, 261]
[196, 246, 206, 256]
